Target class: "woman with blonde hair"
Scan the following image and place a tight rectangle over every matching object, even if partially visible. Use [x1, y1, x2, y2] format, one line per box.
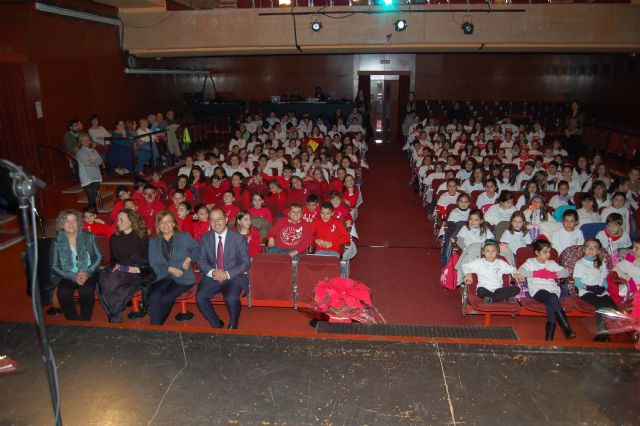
[50, 209, 103, 321]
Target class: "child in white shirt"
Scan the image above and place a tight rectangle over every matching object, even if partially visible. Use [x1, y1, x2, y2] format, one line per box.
[600, 192, 631, 236]
[518, 239, 573, 340]
[596, 212, 631, 256]
[455, 209, 494, 249]
[550, 209, 584, 255]
[500, 211, 532, 257]
[576, 195, 601, 225]
[572, 239, 617, 341]
[548, 181, 573, 210]
[436, 179, 461, 211]
[476, 179, 499, 210]
[438, 193, 472, 239]
[462, 240, 524, 303]
[485, 191, 517, 226]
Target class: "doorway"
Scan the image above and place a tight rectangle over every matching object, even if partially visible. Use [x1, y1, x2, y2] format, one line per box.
[358, 72, 410, 146]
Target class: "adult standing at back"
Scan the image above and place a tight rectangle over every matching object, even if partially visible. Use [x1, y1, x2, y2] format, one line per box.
[565, 100, 586, 159]
[196, 208, 251, 330]
[76, 133, 103, 209]
[402, 92, 418, 137]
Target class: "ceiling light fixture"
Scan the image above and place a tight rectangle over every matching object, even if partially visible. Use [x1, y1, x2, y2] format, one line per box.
[311, 20, 323, 32]
[461, 20, 474, 35]
[394, 19, 407, 32]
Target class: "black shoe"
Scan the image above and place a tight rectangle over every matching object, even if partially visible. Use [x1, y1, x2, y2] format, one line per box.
[545, 322, 556, 341]
[227, 324, 238, 330]
[46, 307, 63, 316]
[309, 319, 319, 328]
[109, 313, 123, 323]
[593, 334, 610, 342]
[555, 310, 576, 340]
[483, 297, 494, 304]
[212, 319, 224, 328]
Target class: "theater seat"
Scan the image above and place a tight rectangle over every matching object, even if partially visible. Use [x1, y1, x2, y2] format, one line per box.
[247, 253, 294, 307]
[519, 297, 573, 314]
[580, 223, 605, 240]
[515, 246, 559, 269]
[295, 254, 341, 309]
[175, 283, 199, 321]
[463, 274, 520, 326]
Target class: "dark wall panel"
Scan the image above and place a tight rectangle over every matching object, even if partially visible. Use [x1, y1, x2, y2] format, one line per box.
[0, 3, 202, 182]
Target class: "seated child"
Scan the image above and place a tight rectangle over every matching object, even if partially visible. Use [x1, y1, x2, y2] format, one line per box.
[576, 194, 601, 225]
[83, 207, 113, 237]
[455, 209, 494, 250]
[149, 171, 167, 199]
[548, 180, 573, 210]
[550, 209, 584, 255]
[518, 239, 574, 341]
[596, 212, 631, 257]
[189, 204, 211, 242]
[500, 211, 532, 258]
[484, 190, 517, 227]
[137, 184, 165, 235]
[572, 238, 617, 342]
[175, 201, 193, 233]
[221, 190, 240, 221]
[462, 240, 524, 303]
[600, 192, 632, 236]
[436, 178, 461, 216]
[475, 178, 499, 210]
[612, 238, 640, 304]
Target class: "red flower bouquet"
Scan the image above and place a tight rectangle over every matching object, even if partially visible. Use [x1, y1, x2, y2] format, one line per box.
[313, 277, 386, 323]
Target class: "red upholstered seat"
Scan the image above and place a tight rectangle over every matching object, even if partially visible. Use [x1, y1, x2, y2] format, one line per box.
[519, 297, 574, 313]
[295, 254, 341, 309]
[567, 295, 596, 314]
[248, 253, 293, 307]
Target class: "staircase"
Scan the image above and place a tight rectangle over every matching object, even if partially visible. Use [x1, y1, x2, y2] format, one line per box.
[0, 213, 26, 283]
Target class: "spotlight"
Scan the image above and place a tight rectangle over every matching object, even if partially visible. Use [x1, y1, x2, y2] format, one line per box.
[394, 19, 407, 32]
[278, 0, 291, 5]
[383, 0, 393, 5]
[461, 21, 474, 35]
[311, 20, 322, 32]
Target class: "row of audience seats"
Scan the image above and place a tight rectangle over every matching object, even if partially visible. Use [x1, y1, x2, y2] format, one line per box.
[462, 246, 597, 326]
[47, 234, 346, 321]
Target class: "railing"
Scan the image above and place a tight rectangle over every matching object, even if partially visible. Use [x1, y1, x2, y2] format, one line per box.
[104, 128, 168, 185]
[36, 144, 78, 186]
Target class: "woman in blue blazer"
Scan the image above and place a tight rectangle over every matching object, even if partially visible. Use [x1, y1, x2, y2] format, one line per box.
[148, 210, 200, 325]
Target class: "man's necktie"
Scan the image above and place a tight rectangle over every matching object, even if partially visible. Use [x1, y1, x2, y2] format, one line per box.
[216, 235, 224, 270]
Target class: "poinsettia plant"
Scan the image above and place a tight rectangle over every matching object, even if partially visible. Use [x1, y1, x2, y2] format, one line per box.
[313, 277, 386, 323]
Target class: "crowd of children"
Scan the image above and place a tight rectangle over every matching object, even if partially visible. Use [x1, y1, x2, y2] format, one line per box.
[406, 108, 640, 341]
[80, 109, 367, 265]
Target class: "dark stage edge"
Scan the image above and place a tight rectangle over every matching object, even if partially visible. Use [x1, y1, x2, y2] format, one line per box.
[315, 322, 519, 340]
[1, 322, 639, 425]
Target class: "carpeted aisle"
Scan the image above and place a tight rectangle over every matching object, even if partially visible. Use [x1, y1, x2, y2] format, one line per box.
[350, 144, 467, 325]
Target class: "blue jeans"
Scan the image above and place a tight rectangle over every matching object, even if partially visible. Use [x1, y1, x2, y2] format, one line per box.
[315, 250, 340, 258]
[269, 246, 300, 260]
[135, 148, 152, 173]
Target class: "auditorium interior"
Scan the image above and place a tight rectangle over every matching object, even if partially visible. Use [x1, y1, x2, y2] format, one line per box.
[1, 0, 640, 424]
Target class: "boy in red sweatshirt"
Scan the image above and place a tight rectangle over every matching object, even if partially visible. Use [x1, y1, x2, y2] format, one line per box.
[110, 185, 131, 223]
[329, 191, 353, 228]
[311, 203, 350, 257]
[221, 190, 240, 221]
[137, 184, 165, 235]
[83, 207, 113, 237]
[267, 203, 312, 258]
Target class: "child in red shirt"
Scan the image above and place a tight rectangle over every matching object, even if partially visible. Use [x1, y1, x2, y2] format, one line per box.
[221, 190, 240, 221]
[329, 167, 348, 195]
[203, 175, 225, 209]
[266, 180, 287, 215]
[329, 191, 353, 228]
[83, 207, 113, 237]
[176, 201, 193, 233]
[190, 204, 211, 241]
[235, 210, 262, 258]
[169, 189, 186, 215]
[110, 185, 131, 223]
[137, 184, 165, 235]
[342, 174, 360, 209]
[267, 203, 313, 257]
[229, 172, 251, 209]
[248, 193, 273, 224]
[149, 171, 167, 200]
[311, 202, 351, 257]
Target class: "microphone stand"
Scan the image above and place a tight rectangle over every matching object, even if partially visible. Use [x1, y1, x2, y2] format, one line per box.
[0, 159, 62, 426]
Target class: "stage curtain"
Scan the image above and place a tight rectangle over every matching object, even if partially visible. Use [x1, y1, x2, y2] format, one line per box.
[0, 64, 39, 175]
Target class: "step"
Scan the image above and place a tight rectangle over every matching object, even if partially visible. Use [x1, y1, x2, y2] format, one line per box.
[77, 191, 114, 206]
[0, 214, 19, 233]
[0, 233, 25, 251]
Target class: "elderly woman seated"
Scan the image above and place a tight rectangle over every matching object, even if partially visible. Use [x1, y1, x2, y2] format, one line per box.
[148, 210, 200, 325]
[50, 209, 103, 321]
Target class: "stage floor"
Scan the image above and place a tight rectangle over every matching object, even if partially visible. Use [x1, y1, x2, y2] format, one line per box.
[1, 322, 639, 425]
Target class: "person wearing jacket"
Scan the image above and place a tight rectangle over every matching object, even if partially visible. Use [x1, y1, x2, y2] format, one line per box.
[148, 210, 200, 325]
[50, 209, 103, 321]
[76, 133, 103, 209]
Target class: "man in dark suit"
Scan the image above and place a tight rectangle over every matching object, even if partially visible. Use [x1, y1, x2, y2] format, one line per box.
[196, 208, 250, 329]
